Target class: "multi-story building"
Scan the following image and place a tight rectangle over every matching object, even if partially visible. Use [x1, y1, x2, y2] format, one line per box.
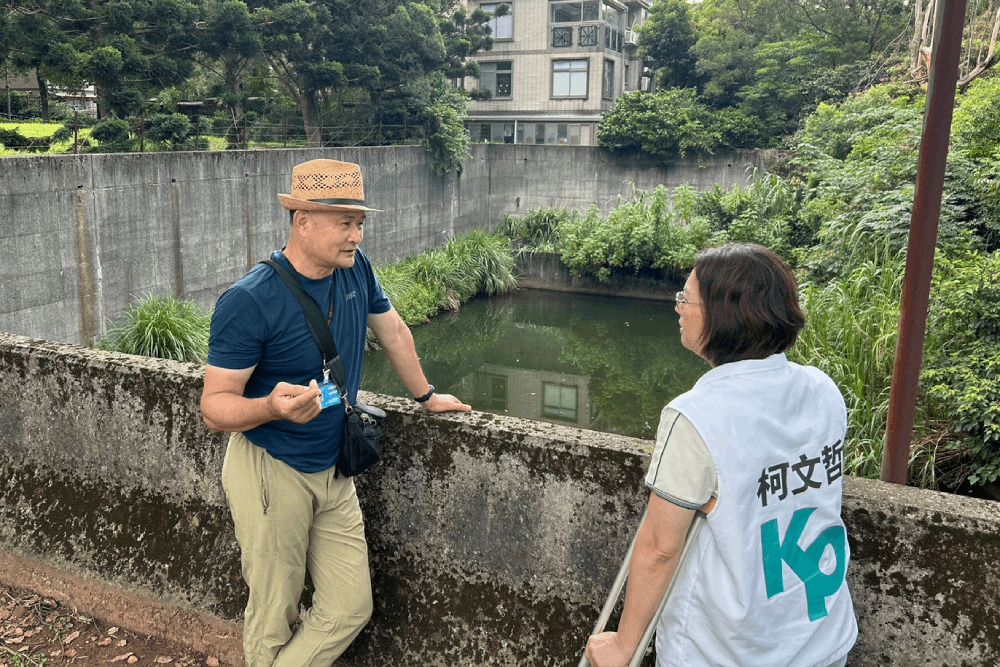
[463, 0, 651, 146]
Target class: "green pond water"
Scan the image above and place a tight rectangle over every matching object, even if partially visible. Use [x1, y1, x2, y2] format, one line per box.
[361, 289, 708, 441]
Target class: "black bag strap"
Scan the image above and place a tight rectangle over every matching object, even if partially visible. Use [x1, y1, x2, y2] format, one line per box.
[260, 259, 347, 395]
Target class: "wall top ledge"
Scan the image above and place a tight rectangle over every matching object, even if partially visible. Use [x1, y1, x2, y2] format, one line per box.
[844, 474, 999, 524]
[358, 389, 654, 460]
[0, 332, 204, 379]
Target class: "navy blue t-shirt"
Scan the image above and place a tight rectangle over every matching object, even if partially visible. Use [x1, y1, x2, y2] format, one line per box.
[207, 249, 391, 473]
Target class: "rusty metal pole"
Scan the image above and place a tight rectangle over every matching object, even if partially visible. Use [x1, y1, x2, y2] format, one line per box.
[882, 0, 968, 484]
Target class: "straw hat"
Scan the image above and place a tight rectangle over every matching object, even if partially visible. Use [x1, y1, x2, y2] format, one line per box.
[278, 159, 381, 212]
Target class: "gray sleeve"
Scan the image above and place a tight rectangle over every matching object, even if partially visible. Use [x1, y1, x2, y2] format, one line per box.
[644, 408, 717, 509]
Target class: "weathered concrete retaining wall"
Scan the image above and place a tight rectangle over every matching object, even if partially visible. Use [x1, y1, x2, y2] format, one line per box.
[0, 146, 763, 347]
[3, 332, 996, 666]
[515, 251, 685, 300]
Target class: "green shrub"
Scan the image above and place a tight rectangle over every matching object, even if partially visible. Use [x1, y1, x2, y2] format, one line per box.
[597, 89, 724, 159]
[972, 154, 1000, 243]
[0, 127, 34, 149]
[922, 250, 1000, 486]
[695, 171, 799, 258]
[793, 84, 984, 281]
[557, 188, 682, 280]
[376, 261, 446, 326]
[953, 76, 1000, 162]
[99, 293, 210, 363]
[146, 112, 192, 149]
[412, 72, 471, 176]
[953, 76, 1000, 242]
[2, 90, 43, 120]
[554, 180, 792, 280]
[90, 117, 132, 148]
[796, 84, 924, 163]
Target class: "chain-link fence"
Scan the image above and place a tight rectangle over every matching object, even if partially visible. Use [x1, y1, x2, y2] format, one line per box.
[51, 112, 427, 154]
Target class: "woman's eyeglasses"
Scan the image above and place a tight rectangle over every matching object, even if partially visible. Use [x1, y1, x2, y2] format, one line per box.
[675, 291, 702, 306]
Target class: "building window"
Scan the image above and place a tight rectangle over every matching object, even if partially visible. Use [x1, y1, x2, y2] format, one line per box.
[550, 1, 600, 23]
[469, 123, 491, 142]
[579, 25, 598, 46]
[475, 373, 508, 410]
[481, 2, 513, 40]
[603, 59, 615, 98]
[603, 3, 623, 29]
[517, 123, 550, 145]
[543, 382, 578, 421]
[552, 26, 573, 47]
[469, 122, 515, 143]
[552, 59, 588, 97]
[498, 122, 515, 143]
[479, 61, 512, 98]
[515, 122, 593, 145]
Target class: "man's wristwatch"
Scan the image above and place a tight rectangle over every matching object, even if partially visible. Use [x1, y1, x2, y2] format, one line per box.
[414, 384, 436, 403]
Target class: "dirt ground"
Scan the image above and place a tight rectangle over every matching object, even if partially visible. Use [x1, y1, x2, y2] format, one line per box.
[0, 583, 222, 667]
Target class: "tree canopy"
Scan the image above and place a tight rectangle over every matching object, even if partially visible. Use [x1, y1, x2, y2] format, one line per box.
[618, 0, 921, 153]
[1, 0, 498, 166]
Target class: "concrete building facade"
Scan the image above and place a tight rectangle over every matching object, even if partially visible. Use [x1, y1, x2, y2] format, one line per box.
[463, 0, 651, 146]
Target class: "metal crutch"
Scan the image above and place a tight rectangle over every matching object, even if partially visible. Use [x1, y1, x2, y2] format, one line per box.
[579, 511, 706, 667]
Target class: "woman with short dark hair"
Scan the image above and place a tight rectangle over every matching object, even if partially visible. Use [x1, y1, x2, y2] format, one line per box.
[586, 243, 857, 667]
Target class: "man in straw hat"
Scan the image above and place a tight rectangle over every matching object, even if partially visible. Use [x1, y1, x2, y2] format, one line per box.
[201, 159, 470, 666]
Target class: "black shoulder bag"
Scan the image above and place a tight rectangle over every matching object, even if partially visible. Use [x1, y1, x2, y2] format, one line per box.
[262, 259, 385, 477]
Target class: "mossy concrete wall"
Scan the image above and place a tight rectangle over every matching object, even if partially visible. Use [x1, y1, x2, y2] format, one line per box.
[515, 251, 685, 301]
[1, 332, 998, 666]
[0, 146, 762, 348]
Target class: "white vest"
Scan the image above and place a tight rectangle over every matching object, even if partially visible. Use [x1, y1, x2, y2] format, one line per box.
[656, 354, 857, 666]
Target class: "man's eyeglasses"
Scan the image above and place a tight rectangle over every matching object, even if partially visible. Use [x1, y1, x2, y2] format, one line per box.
[675, 291, 702, 306]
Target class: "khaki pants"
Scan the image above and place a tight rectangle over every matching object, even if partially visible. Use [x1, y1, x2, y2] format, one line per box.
[222, 432, 373, 667]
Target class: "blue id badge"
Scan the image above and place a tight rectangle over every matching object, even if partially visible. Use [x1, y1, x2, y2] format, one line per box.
[319, 368, 342, 409]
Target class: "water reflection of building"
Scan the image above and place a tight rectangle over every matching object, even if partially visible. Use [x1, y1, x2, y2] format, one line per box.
[463, 323, 593, 429]
[473, 363, 591, 428]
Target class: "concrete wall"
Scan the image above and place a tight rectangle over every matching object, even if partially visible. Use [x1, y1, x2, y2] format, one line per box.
[0, 146, 763, 347]
[1, 332, 998, 666]
[516, 251, 685, 300]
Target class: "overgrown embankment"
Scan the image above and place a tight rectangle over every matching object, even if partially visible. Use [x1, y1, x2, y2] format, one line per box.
[501, 80, 1000, 494]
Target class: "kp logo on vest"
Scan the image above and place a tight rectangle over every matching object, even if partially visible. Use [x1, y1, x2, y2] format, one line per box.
[760, 508, 847, 621]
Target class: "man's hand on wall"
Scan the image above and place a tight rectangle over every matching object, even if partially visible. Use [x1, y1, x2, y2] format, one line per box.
[268, 380, 324, 424]
[420, 392, 471, 414]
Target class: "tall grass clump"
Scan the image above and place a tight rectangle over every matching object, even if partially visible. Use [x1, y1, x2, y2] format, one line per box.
[99, 293, 211, 363]
[500, 207, 572, 252]
[444, 229, 517, 297]
[375, 229, 517, 327]
[789, 243, 908, 481]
